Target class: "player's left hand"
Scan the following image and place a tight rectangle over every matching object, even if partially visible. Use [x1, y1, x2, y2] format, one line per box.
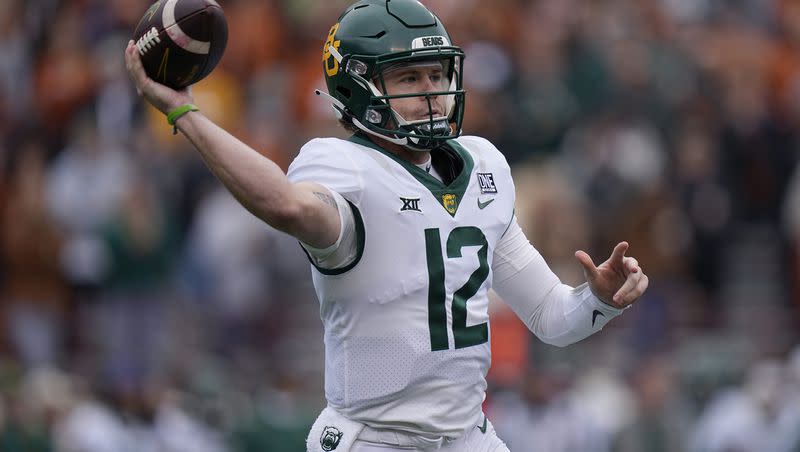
[574, 241, 648, 309]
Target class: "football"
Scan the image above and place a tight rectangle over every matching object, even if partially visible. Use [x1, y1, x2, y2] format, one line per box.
[132, 0, 228, 89]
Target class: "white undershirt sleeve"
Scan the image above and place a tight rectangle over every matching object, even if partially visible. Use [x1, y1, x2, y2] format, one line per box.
[300, 189, 359, 270]
[492, 217, 625, 347]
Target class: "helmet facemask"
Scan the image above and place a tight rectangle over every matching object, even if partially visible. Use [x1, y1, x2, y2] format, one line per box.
[376, 59, 457, 149]
[340, 49, 466, 151]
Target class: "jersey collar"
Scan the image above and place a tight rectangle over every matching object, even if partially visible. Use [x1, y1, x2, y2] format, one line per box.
[348, 133, 474, 217]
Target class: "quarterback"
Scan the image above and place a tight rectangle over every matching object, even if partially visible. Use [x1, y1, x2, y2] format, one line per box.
[124, 0, 649, 451]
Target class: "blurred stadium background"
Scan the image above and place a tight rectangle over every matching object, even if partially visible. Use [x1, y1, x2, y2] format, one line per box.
[1, 0, 800, 450]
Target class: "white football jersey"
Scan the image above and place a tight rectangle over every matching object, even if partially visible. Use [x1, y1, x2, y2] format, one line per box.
[287, 134, 515, 438]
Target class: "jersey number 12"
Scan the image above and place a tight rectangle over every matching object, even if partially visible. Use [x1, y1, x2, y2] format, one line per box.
[425, 226, 489, 351]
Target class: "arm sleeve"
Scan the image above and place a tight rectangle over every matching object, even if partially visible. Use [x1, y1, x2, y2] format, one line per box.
[492, 217, 625, 347]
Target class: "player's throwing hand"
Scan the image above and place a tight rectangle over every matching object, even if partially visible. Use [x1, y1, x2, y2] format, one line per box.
[124, 40, 193, 115]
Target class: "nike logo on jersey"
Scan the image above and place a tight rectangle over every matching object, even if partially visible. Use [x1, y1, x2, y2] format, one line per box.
[477, 198, 494, 209]
[477, 416, 487, 434]
[592, 309, 605, 327]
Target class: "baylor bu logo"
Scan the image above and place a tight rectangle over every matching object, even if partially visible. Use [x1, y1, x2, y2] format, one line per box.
[323, 23, 341, 77]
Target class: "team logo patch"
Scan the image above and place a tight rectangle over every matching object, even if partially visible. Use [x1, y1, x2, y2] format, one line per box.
[323, 23, 341, 77]
[477, 173, 497, 194]
[400, 197, 422, 212]
[442, 193, 458, 215]
[320, 426, 343, 451]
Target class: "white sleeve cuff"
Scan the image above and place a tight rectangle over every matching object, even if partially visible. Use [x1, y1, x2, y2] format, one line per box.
[300, 189, 359, 270]
[573, 282, 626, 317]
[492, 219, 625, 347]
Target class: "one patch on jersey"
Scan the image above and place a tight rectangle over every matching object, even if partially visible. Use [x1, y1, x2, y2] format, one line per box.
[477, 172, 498, 194]
[400, 196, 422, 212]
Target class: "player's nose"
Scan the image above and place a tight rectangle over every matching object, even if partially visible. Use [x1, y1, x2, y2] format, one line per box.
[422, 76, 440, 93]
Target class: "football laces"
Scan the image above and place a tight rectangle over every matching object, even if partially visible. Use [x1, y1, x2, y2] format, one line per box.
[136, 27, 161, 55]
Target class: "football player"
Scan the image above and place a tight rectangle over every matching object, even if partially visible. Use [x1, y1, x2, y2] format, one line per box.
[124, 0, 649, 451]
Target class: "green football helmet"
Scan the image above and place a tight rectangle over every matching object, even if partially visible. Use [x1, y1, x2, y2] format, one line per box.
[318, 0, 466, 151]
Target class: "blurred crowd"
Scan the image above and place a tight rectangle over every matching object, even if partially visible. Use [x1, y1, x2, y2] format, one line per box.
[1, 0, 800, 450]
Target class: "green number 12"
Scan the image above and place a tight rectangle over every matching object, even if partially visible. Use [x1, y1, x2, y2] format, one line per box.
[425, 226, 490, 351]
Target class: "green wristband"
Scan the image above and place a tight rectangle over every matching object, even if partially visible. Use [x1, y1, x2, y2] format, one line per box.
[166, 104, 199, 134]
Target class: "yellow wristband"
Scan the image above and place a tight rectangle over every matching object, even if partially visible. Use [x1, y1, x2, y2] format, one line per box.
[166, 104, 199, 134]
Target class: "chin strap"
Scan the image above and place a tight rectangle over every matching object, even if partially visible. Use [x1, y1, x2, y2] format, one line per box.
[352, 116, 410, 146]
